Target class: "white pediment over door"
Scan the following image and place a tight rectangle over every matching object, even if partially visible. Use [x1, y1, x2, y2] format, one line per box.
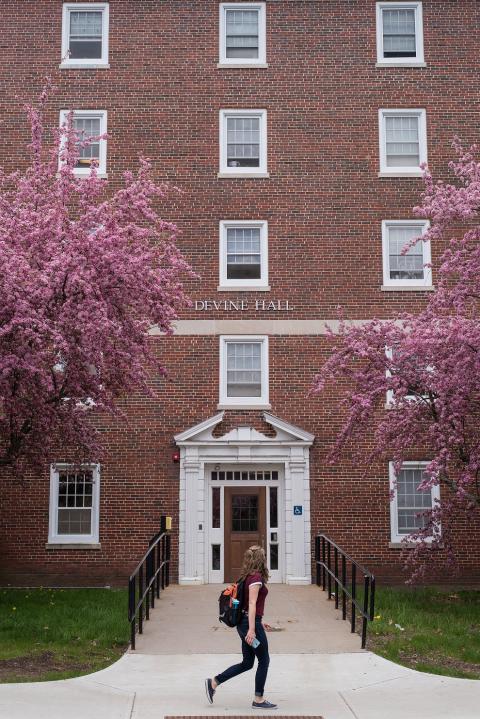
[174, 411, 314, 447]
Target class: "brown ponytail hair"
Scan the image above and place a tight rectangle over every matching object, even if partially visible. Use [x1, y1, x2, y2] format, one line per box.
[239, 545, 269, 583]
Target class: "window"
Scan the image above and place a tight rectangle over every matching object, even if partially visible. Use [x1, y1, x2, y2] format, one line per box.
[376, 2, 424, 66]
[378, 109, 427, 176]
[382, 220, 431, 288]
[48, 464, 100, 544]
[219, 3, 267, 66]
[389, 462, 440, 543]
[61, 3, 109, 68]
[59, 110, 108, 176]
[219, 221, 268, 290]
[219, 110, 268, 177]
[219, 336, 269, 407]
[385, 346, 434, 406]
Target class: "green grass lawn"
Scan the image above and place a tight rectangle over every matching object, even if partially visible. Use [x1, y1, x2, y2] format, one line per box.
[0, 588, 129, 683]
[367, 586, 480, 679]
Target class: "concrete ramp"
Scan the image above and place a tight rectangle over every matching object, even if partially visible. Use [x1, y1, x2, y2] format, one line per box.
[132, 584, 363, 654]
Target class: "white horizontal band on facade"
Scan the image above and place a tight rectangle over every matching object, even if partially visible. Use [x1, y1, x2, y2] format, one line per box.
[149, 319, 370, 336]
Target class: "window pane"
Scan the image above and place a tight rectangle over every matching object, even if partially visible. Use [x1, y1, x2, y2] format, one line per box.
[388, 225, 424, 280]
[226, 342, 262, 397]
[269, 487, 278, 528]
[57, 470, 94, 534]
[385, 116, 419, 167]
[212, 487, 220, 528]
[212, 544, 221, 571]
[227, 117, 260, 168]
[226, 9, 259, 58]
[226, 227, 261, 280]
[396, 467, 432, 534]
[383, 8, 416, 58]
[73, 117, 101, 168]
[69, 11, 103, 59]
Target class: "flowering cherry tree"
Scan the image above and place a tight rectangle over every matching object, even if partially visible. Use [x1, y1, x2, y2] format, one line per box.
[0, 85, 192, 472]
[312, 140, 480, 579]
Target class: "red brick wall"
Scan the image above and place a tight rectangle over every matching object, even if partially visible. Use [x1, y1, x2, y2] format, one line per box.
[1, 1, 480, 585]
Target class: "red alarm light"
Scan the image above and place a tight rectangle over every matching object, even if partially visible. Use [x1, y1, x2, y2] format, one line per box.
[172, 450, 180, 463]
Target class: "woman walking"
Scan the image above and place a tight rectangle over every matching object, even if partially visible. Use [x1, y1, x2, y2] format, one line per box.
[205, 545, 277, 710]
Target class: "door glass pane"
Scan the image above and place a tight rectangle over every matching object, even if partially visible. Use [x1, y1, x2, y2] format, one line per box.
[270, 543, 278, 570]
[232, 494, 258, 531]
[269, 487, 278, 528]
[212, 544, 221, 570]
[212, 487, 220, 528]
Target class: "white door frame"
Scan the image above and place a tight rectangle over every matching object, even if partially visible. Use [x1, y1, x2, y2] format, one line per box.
[205, 464, 284, 583]
[174, 412, 314, 585]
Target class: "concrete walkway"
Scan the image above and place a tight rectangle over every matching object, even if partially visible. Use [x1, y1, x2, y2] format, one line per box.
[1, 585, 480, 719]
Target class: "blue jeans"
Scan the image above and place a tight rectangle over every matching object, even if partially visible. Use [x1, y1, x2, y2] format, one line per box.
[215, 614, 270, 697]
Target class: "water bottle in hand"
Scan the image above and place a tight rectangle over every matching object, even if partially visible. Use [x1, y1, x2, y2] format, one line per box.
[232, 598, 240, 624]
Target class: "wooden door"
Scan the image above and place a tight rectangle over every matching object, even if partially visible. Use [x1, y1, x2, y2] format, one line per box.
[224, 486, 266, 582]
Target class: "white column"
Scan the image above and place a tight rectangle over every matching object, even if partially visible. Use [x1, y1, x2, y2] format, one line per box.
[287, 448, 311, 584]
[180, 449, 203, 584]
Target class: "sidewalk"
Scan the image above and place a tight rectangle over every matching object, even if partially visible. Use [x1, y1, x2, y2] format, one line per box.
[1, 585, 479, 719]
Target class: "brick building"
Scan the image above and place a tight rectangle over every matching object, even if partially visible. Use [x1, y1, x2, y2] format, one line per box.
[1, 0, 480, 586]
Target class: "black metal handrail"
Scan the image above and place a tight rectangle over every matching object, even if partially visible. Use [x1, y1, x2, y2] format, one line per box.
[315, 533, 375, 649]
[128, 523, 171, 650]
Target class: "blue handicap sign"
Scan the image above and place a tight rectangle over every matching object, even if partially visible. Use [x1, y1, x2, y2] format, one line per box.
[293, 505, 303, 516]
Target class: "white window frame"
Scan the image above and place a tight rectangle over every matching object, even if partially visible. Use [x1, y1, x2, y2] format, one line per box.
[376, 2, 424, 67]
[378, 108, 427, 177]
[385, 346, 434, 407]
[59, 110, 108, 177]
[382, 219, 431, 289]
[219, 109, 268, 178]
[219, 2, 267, 67]
[389, 461, 440, 543]
[219, 335, 269, 408]
[219, 220, 269, 290]
[48, 463, 101, 544]
[61, 3, 109, 69]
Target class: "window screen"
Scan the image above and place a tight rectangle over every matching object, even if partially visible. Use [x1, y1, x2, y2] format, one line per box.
[226, 9, 259, 59]
[226, 342, 262, 397]
[227, 227, 261, 280]
[73, 116, 101, 168]
[227, 116, 260, 168]
[397, 467, 432, 534]
[69, 11, 103, 59]
[388, 225, 424, 280]
[57, 470, 93, 535]
[385, 115, 419, 167]
[382, 8, 416, 58]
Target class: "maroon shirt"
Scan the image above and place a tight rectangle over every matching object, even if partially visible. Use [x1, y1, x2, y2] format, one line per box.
[242, 571, 268, 617]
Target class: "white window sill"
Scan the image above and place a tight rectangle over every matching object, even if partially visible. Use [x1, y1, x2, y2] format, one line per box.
[217, 285, 271, 292]
[378, 171, 423, 178]
[217, 172, 270, 179]
[376, 62, 426, 68]
[59, 63, 110, 70]
[217, 63, 269, 69]
[381, 285, 434, 292]
[217, 403, 271, 410]
[46, 542, 101, 549]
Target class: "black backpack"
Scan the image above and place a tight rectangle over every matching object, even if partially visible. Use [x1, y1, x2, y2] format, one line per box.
[219, 577, 245, 627]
